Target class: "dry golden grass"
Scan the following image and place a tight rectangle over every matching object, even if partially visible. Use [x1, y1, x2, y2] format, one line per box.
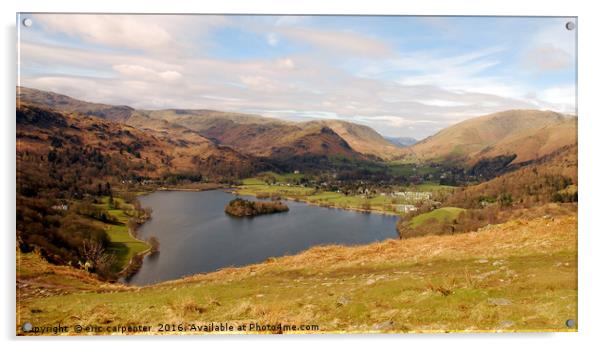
[175, 214, 575, 283]
[17, 213, 577, 335]
[409, 109, 575, 164]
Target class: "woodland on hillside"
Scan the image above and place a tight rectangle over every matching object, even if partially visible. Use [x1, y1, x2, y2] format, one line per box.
[396, 145, 577, 239]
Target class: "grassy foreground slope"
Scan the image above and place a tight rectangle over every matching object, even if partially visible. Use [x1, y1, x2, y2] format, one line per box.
[17, 214, 576, 335]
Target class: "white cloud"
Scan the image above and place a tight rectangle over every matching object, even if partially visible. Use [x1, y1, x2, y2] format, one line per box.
[536, 85, 576, 113]
[418, 99, 471, 107]
[274, 16, 306, 27]
[33, 14, 230, 52]
[20, 41, 183, 73]
[275, 26, 392, 58]
[239, 75, 282, 92]
[159, 71, 183, 81]
[20, 16, 577, 138]
[529, 19, 576, 60]
[523, 44, 572, 72]
[276, 58, 295, 69]
[267, 33, 279, 46]
[356, 46, 535, 101]
[20, 38, 561, 137]
[35, 15, 173, 50]
[357, 115, 439, 128]
[113, 64, 182, 82]
[201, 95, 246, 102]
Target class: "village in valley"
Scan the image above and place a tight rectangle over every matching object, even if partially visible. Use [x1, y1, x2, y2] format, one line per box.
[232, 170, 448, 215]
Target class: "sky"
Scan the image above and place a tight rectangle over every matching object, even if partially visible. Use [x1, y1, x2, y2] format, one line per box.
[18, 14, 577, 139]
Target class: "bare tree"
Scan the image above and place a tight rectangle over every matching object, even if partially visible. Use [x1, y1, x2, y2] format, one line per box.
[79, 239, 116, 274]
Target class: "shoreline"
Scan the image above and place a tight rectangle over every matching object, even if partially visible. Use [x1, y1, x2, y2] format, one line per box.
[132, 183, 225, 196]
[156, 184, 225, 192]
[131, 183, 399, 218]
[136, 184, 401, 217]
[115, 205, 153, 281]
[121, 184, 401, 283]
[230, 188, 401, 217]
[119, 183, 223, 283]
[116, 221, 153, 280]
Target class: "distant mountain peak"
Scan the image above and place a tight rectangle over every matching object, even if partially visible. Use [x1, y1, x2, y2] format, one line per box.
[384, 136, 418, 148]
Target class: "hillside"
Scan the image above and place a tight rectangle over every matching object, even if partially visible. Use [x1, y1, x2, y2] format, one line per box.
[307, 120, 407, 160]
[408, 110, 576, 166]
[17, 87, 135, 122]
[16, 102, 261, 279]
[142, 108, 286, 127]
[18, 213, 577, 334]
[475, 118, 577, 164]
[17, 88, 578, 168]
[142, 109, 401, 160]
[445, 144, 578, 209]
[17, 87, 402, 161]
[151, 110, 361, 160]
[16, 103, 258, 185]
[394, 141, 577, 240]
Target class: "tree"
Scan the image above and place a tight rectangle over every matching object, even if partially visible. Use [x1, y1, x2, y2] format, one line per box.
[499, 193, 513, 208]
[148, 236, 160, 254]
[79, 239, 116, 275]
[106, 181, 113, 198]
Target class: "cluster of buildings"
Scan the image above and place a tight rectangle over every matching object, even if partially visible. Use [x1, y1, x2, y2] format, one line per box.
[391, 191, 432, 201]
[392, 204, 418, 213]
[51, 204, 69, 211]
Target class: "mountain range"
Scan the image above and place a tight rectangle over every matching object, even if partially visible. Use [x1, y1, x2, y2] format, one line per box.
[18, 87, 403, 162]
[406, 109, 577, 167]
[17, 87, 577, 174]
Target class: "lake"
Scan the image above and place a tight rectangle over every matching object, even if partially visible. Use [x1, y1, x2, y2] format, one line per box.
[127, 190, 399, 285]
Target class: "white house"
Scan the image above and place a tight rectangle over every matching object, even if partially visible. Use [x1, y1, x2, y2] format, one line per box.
[394, 204, 417, 213]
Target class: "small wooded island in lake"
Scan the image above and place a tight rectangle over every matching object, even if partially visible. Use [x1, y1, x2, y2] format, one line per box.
[225, 198, 289, 217]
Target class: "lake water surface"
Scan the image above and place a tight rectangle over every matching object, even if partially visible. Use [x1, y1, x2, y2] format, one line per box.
[127, 190, 399, 285]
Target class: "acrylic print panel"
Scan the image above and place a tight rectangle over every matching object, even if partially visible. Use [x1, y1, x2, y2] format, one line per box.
[16, 13, 577, 335]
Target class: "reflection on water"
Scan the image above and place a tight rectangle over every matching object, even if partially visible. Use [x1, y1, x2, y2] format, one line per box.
[127, 190, 399, 285]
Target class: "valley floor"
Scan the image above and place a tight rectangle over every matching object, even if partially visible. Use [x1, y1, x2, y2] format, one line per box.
[233, 181, 452, 216]
[16, 213, 577, 335]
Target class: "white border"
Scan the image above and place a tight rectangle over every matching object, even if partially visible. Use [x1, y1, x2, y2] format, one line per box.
[2, 0, 601, 348]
